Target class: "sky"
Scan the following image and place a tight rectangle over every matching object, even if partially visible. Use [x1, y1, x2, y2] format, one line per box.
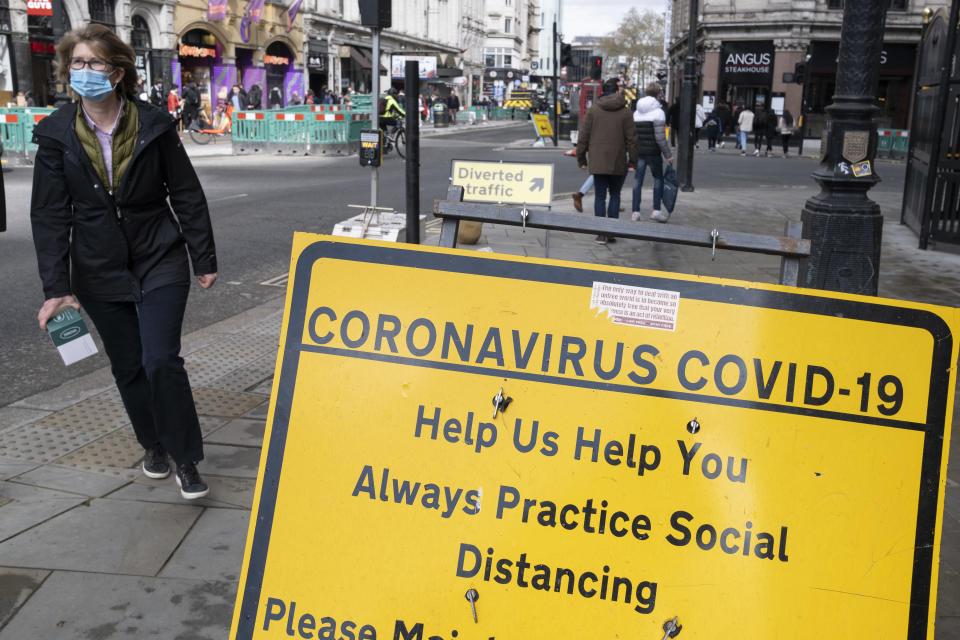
[561, 0, 666, 40]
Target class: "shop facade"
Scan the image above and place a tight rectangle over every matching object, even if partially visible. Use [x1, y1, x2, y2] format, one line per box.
[667, 0, 941, 138]
[172, 0, 303, 110]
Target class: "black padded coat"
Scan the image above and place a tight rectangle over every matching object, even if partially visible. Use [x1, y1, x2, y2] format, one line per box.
[30, 100, 216, 302]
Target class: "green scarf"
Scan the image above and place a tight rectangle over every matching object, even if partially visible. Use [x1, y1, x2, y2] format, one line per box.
[75, 98, 139, 192]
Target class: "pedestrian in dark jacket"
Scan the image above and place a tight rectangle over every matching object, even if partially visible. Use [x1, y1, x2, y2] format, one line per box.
[753, 107, 773, 156]
[666, 100, 680, 146]
[247, 83, 262, 109]
[446, 93, 460, 121]
[31, 24, 217, 500]
[632, 83, 673, 223]
[180, 80, 200, 129]
[576, 77, 638, 244]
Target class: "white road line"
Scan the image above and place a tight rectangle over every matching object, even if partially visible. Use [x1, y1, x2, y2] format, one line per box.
[209, 193, 249, 203]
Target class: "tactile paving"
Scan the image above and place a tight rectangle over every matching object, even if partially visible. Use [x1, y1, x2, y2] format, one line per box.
[32, 399, 130, 435]
[51, 430, 144, 475]
[0, 423, 105, 464]
[207, 354, 277, 394]
[191, 388, 266, 418]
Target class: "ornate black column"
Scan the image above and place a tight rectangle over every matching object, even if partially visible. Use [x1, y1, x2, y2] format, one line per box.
[677, 0, 697, 191]
[798, 0, 887, 295]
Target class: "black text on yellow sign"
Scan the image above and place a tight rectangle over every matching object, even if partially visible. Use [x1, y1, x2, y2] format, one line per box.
[230, 234, 958, 640]
[450, 159, 553, 206]
[530, 113, 554, 138]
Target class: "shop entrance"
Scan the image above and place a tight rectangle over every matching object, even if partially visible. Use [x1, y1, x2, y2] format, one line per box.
[264, 41, 294, 108]
[179, 29, 220, 114]
[723, 84, 769, 111]
[27, 11, 71, 106]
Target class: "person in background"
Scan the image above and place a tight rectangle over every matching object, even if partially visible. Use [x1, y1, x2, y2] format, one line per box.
[167, 87, 180, 127]
[305, 89, 315, 105]
[778, 109, 795, 158]
[30, 23, 217, 500]
[246, 83, 262, 110]
[694, 102, 705, 150]
[666, 100, 680, 147]
[149, 79, 164, 108]
[268, 86, 283, 109]
[631, 82, 673, 223]
[446, 92, 460, 122]
[289, 91, 302, 106]
[704, 110, 722, 152]
[575, 77, 638, 244]
[180, 79, 200, 129]
[737, 104, 754, 156]
[732, 101, 744, 149]
[229, 84, 246, 114]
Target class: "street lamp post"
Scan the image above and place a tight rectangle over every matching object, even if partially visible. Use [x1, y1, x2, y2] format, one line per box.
[798, 0, 887, 295]
[677, 0, 698, 192]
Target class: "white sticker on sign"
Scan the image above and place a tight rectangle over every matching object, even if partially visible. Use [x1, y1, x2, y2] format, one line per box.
[590, 281, 680, 331]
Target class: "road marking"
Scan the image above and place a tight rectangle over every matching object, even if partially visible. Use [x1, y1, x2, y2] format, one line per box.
[260, 274, 289, 287]
[209, 193, 249, 203]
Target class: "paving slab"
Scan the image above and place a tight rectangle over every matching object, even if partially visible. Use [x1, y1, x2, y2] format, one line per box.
[0, 481, 87, 543]
[159, 508, 250, 582]
[0, 406, 49, 434]
[0, 457, 39, 481]
[200, 444, 262, 478]
[109, 475, 256, 509]
[205, 418, 265, 448]
[0, 571, 236, 640]
[0, 567, 50, 629]
[244, 401, 270, 420]
[0, 498, 201, 575]
[11, 464, 134, 498]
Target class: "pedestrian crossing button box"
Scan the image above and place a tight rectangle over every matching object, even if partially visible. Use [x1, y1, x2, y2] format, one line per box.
[359, 129, 382, 167]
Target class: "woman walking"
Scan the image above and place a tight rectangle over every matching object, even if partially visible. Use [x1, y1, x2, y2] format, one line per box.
[31, 24, 218, 499]
[778, 109, 795, 157]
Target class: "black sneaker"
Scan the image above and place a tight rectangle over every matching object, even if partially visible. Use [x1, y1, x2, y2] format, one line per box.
[607, 236, 617, 243]
[142, 445, 170, 479]
[594, 234, 608, 244]
[175, 462, 209, 500]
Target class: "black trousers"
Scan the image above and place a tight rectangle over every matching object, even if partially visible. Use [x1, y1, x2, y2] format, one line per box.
[79, 283, 203, 466]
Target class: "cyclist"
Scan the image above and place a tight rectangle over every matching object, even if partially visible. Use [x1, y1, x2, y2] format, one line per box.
[379, 86, 405, 134]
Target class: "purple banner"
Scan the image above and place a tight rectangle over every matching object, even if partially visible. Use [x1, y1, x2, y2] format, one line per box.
[286, 0, 303, 32]
[207, 0, 228, 21]
[239, 0, 265, 43]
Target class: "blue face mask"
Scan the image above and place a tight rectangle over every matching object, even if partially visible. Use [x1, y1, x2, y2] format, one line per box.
[69, 69, 116, 102]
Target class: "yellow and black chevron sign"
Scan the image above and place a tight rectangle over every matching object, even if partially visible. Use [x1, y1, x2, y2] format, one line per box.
[503, 99, 532, 109]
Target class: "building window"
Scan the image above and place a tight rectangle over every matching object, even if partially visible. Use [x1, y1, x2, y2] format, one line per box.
[484, 47, 516, 68]
[504, 53, 512, 66]
[829, 0, 906, 8]
[505, 18, 511, 33]
[88, 0, 114, 26]
[131, 15, 151, 50]
[505, 0, 512, 5]
[485, 52, 496, 67]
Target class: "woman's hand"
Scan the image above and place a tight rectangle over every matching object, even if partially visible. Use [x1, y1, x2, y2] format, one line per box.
[197, 273, 218, 289]
[38, 295, 80, 331]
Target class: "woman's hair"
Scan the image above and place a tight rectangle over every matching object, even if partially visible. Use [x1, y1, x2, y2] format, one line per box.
[56, 23, 138, 98]
[644, 83, 660, 98]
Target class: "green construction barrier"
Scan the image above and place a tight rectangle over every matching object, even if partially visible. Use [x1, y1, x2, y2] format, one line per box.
[233, 114, 270, 143]
[23, 108, 56, 151]
[876, 132, 893, 154]
[892, 133, 910, 154]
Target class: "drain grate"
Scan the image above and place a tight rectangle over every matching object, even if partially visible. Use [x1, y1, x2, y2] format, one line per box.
[192, 387, 266, 417]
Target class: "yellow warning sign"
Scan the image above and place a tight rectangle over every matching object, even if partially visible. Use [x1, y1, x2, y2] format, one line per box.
[531, 112, 554, 138]
[231, 234, 958, 640]
[450, 159, 553, 206]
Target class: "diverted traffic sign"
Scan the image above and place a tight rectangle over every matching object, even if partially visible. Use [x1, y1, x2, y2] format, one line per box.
[451, 159, 553, 206]
[530, 112, 554, 138]
[231, 234, 957, 640]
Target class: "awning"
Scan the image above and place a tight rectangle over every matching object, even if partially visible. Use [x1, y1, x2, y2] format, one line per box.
[349, 47, 387, 74]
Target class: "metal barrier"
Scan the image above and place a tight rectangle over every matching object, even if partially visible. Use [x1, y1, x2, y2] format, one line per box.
[877, 129, 910, 158]
[232, 109, 370, 155]
[0, 108, 55, 162]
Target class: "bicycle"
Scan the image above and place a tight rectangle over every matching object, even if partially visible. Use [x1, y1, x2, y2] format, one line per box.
[188, 118, 231, 145]
[382, 120, 405, 159]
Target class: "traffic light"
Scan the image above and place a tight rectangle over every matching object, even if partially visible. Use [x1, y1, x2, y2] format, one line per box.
[560, 43, 574, 67]
[793, 60, 807, 85]
[589, 56, 602, 80]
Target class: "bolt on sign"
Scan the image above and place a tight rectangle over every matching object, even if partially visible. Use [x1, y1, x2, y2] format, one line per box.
[450, 159, 553, 207]
[231, 234, 958, 640]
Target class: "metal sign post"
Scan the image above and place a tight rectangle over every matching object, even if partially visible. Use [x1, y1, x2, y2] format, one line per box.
[369, 26, 380, 208]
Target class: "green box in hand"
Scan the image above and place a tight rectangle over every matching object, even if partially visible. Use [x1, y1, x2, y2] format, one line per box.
[47, 307, 98, 365]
